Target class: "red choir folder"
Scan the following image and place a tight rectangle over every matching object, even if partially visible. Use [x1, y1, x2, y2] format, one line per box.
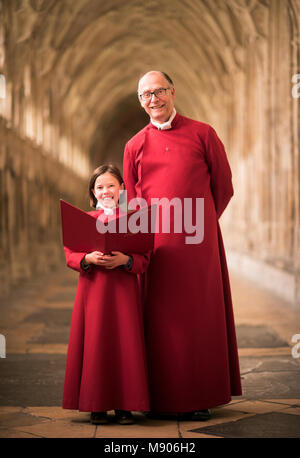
[60, 199, 155, 255]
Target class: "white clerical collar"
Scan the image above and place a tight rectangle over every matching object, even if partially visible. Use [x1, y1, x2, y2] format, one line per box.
[151, 109, 176, 130]
[96, 200, 116, 215]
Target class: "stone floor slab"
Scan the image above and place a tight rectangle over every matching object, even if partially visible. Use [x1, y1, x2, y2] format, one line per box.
[26, 344, 68, 354]
[188, 412, 300, 438]
[279, 406, 300, 415]
[231, 274, 300, 345]
[241, 371, 300, 399]
[179, 408, 254, 439]
[236, 324, 289, 348]
[0, 410, 49, 429]
[238, 347, 291, 357]
[29, 328, 70, 345]
[0, 428, 39, 438]
[0, 353, 66, 406]
[240, 356, 300, 399]
[24, 308, 72, 327]
[95, 416, 180, 438]
[265, 399, 300, 406]
[2, 323, 44, 353]
[10, 418, 96, 438]
[220, 400, 288, 414]
[24, 406, 83, 420]
[45, 292, 76, 302]
[0, 406, 23, 414]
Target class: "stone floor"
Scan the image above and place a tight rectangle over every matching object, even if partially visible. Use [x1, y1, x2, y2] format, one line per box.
[0, 267, 300, 438]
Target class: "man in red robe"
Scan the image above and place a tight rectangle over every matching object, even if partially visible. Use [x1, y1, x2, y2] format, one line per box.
[123, 71, 242, 419]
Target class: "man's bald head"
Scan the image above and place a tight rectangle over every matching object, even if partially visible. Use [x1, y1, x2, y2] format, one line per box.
[138, 71, 174, 92]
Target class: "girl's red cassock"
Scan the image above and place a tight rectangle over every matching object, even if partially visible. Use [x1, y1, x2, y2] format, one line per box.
[62, 209, 150, 412]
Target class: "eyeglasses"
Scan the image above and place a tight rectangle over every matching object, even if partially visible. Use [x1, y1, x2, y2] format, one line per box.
[139, 87, 171, 101]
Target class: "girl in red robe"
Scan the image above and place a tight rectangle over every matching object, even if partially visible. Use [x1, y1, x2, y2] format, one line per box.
[62, 164, 150, 425]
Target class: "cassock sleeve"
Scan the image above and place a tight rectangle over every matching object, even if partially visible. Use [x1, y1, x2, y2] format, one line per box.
[204, 126, 234, 219]
[127, 251, 152, 275]
[123, 142, 153, 274]
[64, 247, 91, 274]
[123, 142, 138, 203]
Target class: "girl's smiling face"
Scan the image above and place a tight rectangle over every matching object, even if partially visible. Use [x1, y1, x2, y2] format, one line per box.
[92, 172, 124, 208]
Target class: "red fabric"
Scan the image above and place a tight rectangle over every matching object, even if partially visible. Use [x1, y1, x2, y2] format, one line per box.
[123, 113, 242, 412]
[62, 209, 150, 412]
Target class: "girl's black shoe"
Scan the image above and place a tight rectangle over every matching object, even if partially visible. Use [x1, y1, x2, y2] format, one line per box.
[115, 410, 135, 425]
[90, 411, 109, 424]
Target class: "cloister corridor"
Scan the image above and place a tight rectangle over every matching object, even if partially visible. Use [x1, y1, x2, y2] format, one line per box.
[0, 0, 299, 439]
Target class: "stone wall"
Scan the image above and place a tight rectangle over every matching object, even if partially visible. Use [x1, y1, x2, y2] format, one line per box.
[0, 119, 87, 297]
[221, 0, 300, 303]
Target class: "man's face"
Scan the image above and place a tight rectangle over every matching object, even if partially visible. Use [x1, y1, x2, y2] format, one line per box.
[138, 72, 175, 123]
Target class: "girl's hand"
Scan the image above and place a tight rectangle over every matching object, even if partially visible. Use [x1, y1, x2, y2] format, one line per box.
[100, 251, 130, 270]
[84, 251, 106, 266]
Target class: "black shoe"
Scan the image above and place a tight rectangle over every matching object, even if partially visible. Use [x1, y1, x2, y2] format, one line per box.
[115, 410, 135, 425]
[90, 411, 109, 425]
[179, 409, 211, 421]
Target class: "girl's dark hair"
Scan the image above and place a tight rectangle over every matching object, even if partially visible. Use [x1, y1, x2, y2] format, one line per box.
[89, 164, 124, 208]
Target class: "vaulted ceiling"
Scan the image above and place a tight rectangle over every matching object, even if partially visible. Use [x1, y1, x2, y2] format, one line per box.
[1, 0, 276, 167]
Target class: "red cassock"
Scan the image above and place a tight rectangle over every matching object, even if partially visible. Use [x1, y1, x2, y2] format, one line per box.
[62, 209, 150, 412]
[123, 113, 242, 413]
